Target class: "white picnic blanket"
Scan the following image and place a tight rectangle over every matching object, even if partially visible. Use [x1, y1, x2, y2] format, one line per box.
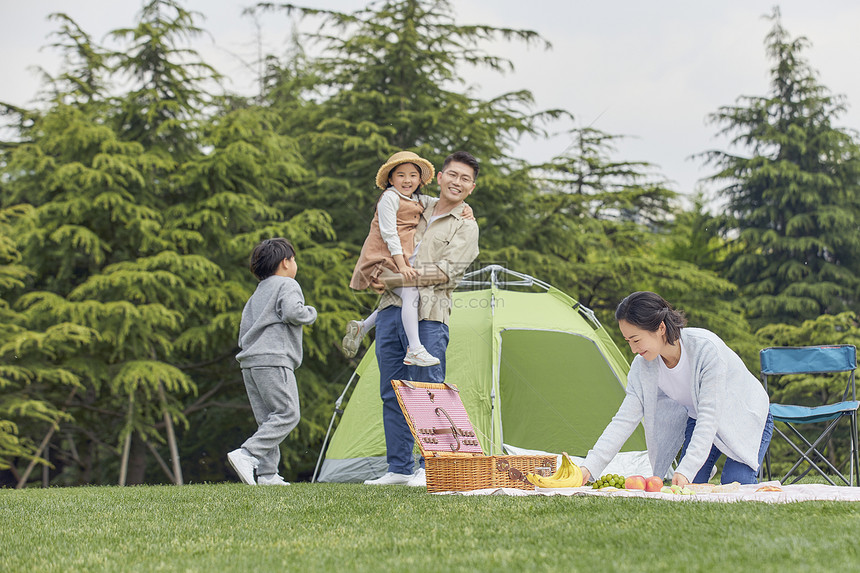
[436, 481, 860, 503]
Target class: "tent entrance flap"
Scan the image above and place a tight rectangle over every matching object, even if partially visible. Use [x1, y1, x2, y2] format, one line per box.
[498, 329, 645, 456]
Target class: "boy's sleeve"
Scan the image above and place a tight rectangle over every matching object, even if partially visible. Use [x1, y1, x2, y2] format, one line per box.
[279, 282, 318, 326]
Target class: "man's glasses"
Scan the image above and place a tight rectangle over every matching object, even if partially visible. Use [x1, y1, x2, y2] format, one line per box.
[442, 170, 474, 186]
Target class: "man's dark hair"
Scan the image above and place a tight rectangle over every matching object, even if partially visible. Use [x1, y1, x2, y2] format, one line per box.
[615, 291, 687, 345]
[442, 151, 480, 180]
[249, 237, 296, 281]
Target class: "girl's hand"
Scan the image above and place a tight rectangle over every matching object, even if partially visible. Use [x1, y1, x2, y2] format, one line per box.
[398, 265, 418, 280]
[393, 254, 417, 280]
[671, 472, 689, 487]
[462, 203, 475, 221]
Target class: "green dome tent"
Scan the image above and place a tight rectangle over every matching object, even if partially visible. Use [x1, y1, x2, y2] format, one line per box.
[314, 266, 646, 483]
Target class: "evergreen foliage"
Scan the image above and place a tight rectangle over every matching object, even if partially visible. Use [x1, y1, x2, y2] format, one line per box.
[255, 0, 564, 247]
[0, 0, 335, 485]
[492, 127, 739, 358]
[702, 8, 860, 328]
[5, 1, 857, 485]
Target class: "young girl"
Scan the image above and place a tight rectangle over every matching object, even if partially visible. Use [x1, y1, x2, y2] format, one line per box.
[345, 151, 441, 367]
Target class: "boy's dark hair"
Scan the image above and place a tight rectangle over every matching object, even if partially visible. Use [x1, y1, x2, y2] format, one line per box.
[249, 238, 296, 281]
[442, 151, 480, 180]
[615, 291, 687, 345]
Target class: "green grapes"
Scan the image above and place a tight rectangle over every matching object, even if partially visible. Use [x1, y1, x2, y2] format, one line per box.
[592, 473, 625, 489]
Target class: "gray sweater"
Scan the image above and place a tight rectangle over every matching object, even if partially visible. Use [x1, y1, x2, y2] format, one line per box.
[583, 328, 770, 481]
[236, 275, 317, 369]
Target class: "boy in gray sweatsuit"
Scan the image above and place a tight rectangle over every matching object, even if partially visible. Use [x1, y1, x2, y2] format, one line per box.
[227, 238, 317, 485]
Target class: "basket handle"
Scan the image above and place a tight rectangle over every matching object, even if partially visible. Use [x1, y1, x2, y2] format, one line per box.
[495, 458, 530, 485]
[434, 407, 462, 452]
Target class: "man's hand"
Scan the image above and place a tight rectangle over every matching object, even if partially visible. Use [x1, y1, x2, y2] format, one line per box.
[671, 472, 689, 487]
[369, 278, 386, 294]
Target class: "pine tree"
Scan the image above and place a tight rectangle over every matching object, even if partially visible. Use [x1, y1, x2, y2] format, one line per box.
[0, 0, 334, 485]
[506, 127, 736, 329]
[252, 1, 573, 473]
[256, 0, 563, 247]
[258, 1, 749, 367]
[702, 8, 860, 328]
[0, 204, 98, 478]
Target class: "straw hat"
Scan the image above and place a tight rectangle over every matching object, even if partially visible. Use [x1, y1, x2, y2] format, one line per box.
[375, 151, 435, 190]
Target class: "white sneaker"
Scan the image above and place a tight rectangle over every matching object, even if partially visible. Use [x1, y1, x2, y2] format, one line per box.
[406, 467, 426, 487]
[363, 471, 413, 485]
[227, 448, 259, 485]
[342, 320, 364, 358]
[403, 346, 440, 367]
[257, 474, 290, 486]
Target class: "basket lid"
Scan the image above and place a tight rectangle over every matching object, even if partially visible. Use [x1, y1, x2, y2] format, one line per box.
[391, 380, 484, 457]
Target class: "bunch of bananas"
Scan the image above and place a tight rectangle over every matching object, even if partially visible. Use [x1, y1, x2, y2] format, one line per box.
[526, 452, 583, 488]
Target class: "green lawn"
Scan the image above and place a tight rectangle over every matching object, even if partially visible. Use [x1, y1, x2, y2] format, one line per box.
[2, 483, 859, 572]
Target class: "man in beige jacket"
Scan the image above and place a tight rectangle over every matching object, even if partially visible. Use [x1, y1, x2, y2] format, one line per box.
[364, 150, 480, 486]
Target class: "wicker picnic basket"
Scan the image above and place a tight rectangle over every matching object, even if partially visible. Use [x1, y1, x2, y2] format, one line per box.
[392, 380, 556, 492]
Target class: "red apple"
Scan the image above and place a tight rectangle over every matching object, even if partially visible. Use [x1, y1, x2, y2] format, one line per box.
[644, 476, 664, 492]
[624, 475, 646, 490]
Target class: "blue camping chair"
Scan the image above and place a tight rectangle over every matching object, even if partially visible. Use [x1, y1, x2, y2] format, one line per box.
[760, 345, 860, 486]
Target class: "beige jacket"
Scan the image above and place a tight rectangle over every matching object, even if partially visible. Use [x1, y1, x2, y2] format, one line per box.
[378, 201, 479, 324]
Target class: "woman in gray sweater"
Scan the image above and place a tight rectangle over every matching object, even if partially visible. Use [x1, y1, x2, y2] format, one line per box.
[581, 291, 773, 486]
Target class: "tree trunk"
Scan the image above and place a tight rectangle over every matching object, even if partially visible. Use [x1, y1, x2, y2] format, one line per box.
[158, 381, 183, 485]
[126, 433, 148, 485]
[118, 431, 132, 486]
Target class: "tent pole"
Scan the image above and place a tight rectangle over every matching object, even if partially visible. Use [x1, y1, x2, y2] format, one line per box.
[490, 289, 499, 455]
[312, 369, 359, 482]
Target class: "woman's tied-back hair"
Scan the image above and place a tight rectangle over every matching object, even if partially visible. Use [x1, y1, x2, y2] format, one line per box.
[249, 237, 296, 281]
[615, 291, 687, 345]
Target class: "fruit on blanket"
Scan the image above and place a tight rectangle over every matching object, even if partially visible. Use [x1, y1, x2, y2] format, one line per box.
[592, 473, 625, 489]
[661, 485, 695, 495]
[644, 476, 664, 492]
[526, 452, 583, 488]
[624, 475, 646, 490]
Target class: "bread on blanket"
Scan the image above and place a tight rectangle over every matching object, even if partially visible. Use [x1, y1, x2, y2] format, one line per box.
[755, 485, 783, 492]
[711, 481, 740, 493]
[686, 483, 715, 493]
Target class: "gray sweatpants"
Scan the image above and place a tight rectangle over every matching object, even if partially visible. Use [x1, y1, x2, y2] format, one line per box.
[240, 366, 301, 477]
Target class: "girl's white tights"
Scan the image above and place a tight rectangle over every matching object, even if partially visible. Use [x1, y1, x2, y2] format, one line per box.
[359, 287, 423, 350]
[393, 286, 422, 350]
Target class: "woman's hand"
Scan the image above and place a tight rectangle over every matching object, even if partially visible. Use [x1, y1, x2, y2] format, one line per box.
[671, 472, 689, 487]
[580, 467, 592, 484]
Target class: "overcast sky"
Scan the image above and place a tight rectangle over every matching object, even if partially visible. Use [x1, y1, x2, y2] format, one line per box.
[3, 1, 860, 201]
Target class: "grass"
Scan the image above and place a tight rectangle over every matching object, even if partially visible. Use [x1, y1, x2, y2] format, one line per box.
[2, 482, 859, 572]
